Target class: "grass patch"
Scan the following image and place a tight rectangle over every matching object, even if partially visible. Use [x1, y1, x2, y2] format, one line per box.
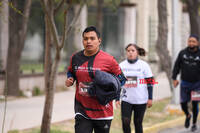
[8, 130, 19, 133]
[110, 98, 183, 133]
[20, 64, 44, 74]
[143, 98, 182, 127]
[10, 98, 183, 133]
[20, 63, 65, 74]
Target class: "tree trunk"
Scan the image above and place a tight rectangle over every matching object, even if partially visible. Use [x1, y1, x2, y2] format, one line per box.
[41, 51, 60, 133]
[6, 50, 20, 95]
[40, 1, 85, 132]
[41, 14, 53, 133]
[156, 0, 173, 91]
[6, 0, 32, 96]
[185, 0, 200, 36]
[96, 0, 104, 33]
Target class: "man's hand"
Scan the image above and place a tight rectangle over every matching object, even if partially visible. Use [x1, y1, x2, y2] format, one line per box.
[115, 101, 121, 108]
[65, 77, 74, 87]
[173, 80, 179, 88]
[147, 99, 152, 108]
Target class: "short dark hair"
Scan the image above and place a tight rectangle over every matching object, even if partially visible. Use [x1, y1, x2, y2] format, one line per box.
[189, 34, 199, 41]
[82, 26, 101, 38]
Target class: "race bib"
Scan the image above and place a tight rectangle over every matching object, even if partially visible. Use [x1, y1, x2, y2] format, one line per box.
[78, 82, 93, 96]
[124, 76, 137, 88]
[191, 90, 200, 101]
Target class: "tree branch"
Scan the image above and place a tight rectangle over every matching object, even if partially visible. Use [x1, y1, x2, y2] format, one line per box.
[40, 0, 60, 50]
[66, 3, 84, 40]
[19, 0, 32, 52]
[156, 0, 173, 91]
[54, 0, 65, 15]
[59, 1, 74, 49]
[60, 2, 86, 49]
[60, 10, 67, 50]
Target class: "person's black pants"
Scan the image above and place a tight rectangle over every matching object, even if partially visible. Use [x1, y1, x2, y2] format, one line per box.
[121, 101, 147, 133]
[75, 115, 112, 133]
[181, 101, 199, 124]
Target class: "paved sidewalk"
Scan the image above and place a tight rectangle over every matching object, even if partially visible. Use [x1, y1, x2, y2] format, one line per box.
[0, 72, 172, 133]
[0, 90, 75, 133]
[153, 72, 172, 100]
[159, 122, 200, 133]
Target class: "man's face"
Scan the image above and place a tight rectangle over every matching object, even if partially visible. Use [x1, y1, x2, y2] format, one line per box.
[188, 37, 199, 48]
[82, 31, 101, 55]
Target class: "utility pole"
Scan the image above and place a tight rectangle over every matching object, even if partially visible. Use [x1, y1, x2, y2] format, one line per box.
[171, 0, 181, 104]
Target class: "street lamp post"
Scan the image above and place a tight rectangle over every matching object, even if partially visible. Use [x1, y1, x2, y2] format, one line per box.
[171, 0, 181, 104]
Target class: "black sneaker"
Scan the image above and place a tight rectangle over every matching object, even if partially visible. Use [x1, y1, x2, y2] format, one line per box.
[191, 124, 197, 132]
[184, 114, 191, 128]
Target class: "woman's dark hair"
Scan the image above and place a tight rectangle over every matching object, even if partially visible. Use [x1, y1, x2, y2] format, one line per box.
[125, 43, 146, 56]
[82, 26, 101, 38]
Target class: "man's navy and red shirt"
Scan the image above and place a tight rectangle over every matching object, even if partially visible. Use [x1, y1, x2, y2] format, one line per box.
[67, 50, 123, 120]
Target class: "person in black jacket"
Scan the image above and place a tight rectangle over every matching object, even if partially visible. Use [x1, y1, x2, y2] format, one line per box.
[172, 34, 200, 132]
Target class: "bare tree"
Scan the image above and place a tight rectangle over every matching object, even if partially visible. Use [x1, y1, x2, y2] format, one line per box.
[40, 0, 87, 132]
[6, 0, 32, 96]
[156, 0, 173, 91]
[185, 0, 200, 37]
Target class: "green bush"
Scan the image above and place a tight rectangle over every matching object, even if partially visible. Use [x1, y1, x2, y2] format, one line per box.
[32, 86, 43, 96]
[19, 90, 25, 97]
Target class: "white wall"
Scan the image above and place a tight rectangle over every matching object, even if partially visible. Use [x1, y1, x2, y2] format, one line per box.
[0, 74, 66, 95]
[22, 33, 43, 61]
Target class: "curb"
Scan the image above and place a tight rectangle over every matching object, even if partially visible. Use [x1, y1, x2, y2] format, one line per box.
[141, 107, 200, 133]
[143, 116, 185, 133]
[141, 104, 185, 133]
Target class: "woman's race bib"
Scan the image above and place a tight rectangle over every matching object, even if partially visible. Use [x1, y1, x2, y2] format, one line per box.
[124, 76, 137, 88]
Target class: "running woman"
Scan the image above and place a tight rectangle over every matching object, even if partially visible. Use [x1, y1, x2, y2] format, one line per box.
[119, 44, 154, 133]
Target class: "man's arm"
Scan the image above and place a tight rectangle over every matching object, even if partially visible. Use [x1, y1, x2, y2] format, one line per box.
[145, 77, 154, 100]
[117, 72, 127, 86]
[65, 77, 74, 87]
[65, 71, 75, 87]
[110, 57, 127, 85]
[172, 52, 182, 88]
[110, 57, 127, 101]
[172, 52, 182, 80]
[65, 55, 76, 87]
